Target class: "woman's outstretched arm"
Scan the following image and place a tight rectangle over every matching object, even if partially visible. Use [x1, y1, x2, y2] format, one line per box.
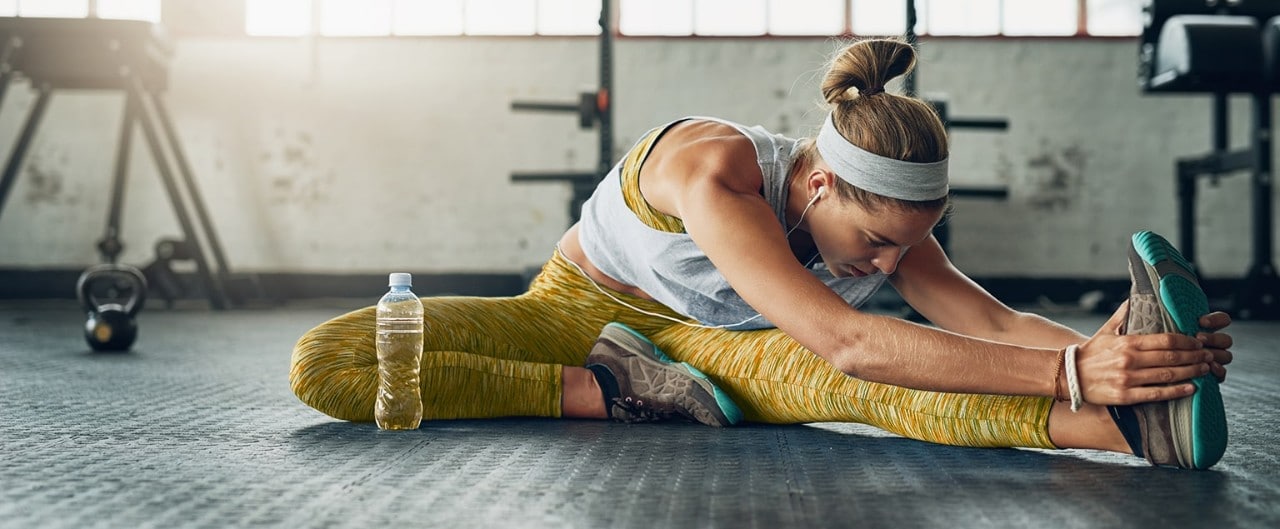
[890, 236, 1233, 382]
[668, 140, 1210, 405]
[889, 235, 1088, 347]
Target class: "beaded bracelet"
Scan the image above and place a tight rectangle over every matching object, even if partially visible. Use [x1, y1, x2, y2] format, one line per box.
[1052, 347, 1067, 402]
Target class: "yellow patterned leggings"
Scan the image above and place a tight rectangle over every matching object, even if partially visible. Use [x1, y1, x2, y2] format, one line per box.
[291, 250, 1056, 449]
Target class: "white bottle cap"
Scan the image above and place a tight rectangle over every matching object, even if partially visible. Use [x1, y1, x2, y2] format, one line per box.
[388, 272, 412, 287]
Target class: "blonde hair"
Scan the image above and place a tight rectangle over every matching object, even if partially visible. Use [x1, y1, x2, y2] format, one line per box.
[796, 38, 950, 213]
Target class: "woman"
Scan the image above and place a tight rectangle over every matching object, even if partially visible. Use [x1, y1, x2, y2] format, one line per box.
[291, 39, 1234, 469]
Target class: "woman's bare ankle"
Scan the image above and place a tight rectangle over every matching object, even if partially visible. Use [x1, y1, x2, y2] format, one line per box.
[561, 366, 608, 419]
[1047, 400, 1133, 453]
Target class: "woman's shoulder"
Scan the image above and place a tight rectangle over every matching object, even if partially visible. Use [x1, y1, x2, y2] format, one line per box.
[656, 119, 761, 183]
[666, 118, 750, 147]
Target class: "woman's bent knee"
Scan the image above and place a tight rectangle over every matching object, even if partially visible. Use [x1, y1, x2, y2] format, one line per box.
[289, 307, 379, 422]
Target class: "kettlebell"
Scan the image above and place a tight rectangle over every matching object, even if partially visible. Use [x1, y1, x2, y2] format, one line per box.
[76, 264, 148, 352]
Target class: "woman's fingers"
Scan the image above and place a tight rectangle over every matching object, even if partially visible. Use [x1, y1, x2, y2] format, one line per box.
[1125, 383, 1198, 404]
[1199, 311, 1232, 332]
[1126, 331, 1231, 379]
[1204, 345, 1233, 366]
[1076, 328, 1230, 405]
[1197, 331, 1233, 351]
[1134, 348, 1212, 369]
[1210, 362, 1227, 383]
[1133, 363, 1211, 386]
[1195, 326, 1233, 383]
[1128, 332, 1203, 352]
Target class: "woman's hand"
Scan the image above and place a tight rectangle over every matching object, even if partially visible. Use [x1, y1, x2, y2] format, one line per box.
[1197, 311, 1234, 382]
[1072, 300, 1214, 405]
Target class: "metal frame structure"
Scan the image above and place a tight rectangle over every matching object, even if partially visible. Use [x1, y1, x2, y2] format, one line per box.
[1141, 0, 1280, 319]
[509, 0, 614, 225]
[0, 17, 233, 309]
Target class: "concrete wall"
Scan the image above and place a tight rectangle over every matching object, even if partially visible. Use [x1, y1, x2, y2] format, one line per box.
[0, 35, 1271, 280]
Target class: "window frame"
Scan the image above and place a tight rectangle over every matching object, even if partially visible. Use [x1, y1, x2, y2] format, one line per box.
[233, 0, 1140, 40]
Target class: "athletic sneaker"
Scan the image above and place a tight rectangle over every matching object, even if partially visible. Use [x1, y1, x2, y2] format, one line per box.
[1109, 230, 1228, 469]
[585, 322, 743, 427]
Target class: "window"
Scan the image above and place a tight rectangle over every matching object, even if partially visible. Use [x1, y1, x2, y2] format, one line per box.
[925, 0, 1000, 36]
[465, 0, 537, 35]
[242, 0, 1145, 38]
[11, 0, 88, 17]
[770, 0, 843, 36]
[248, 0, 599, 36]
[1087, 0, 1143, 37]
[98, 0, 161, 22]
[320, 0, 392, 36]
[0, 0, 159, 21]
[1003, 0, 1077, 36]
[619, 0, 692, 36]
[392, 0, 463, 36]
[538, 0, 603, 35]
[7, 0, 88, 17]
[852, 0, 907, 37]
[246, 0, 311, 37]
[694, 0, 766, 36]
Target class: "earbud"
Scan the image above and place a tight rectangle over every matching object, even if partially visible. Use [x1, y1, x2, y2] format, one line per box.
[807, 186, 826, 207]
[788, 185, 826, 239]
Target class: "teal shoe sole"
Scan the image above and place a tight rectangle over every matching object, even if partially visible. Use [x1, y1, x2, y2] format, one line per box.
[1188, 374, 1227, 469]
[1131, 231, 1227, 469]
[605, 322, 745, 426]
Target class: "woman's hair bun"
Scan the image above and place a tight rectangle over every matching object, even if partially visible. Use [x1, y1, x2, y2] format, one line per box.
[821, 38, 917, 105]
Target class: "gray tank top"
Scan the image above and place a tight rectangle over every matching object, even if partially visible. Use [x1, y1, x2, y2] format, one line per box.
[578, 116, 888, 330]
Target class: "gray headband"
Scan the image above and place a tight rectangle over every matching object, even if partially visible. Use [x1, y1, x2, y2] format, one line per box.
[815, 113, 949, 201]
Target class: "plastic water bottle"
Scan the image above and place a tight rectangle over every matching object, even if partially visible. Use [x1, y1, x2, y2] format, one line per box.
[375, 272, 424, 430]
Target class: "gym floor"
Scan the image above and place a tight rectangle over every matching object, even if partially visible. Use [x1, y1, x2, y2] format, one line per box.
[1, 299, 1277, 528]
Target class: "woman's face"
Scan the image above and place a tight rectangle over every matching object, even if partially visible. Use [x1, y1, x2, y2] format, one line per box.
[807, 195, 942, 278]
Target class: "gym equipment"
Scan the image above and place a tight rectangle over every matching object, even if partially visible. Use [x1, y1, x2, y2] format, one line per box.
[1140, 0, 1280, 319]
[140, 238, 192, 309]
[76, 263, 147, 351]
[509, 0, 614, 225]
[919, 97, 1011, 253]
[0, 17, 237, 310]
[903, 0, 1012, 254]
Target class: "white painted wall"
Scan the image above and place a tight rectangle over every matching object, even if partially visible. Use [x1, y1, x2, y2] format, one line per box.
[0, 36, 1271, 281]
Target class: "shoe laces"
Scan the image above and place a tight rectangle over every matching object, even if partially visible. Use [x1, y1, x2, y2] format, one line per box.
[610, 396, 675, 423]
